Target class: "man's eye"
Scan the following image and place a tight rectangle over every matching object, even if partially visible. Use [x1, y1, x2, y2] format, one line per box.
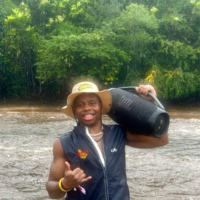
[77, 104, 83, 107]
[90, 102, 96, 105]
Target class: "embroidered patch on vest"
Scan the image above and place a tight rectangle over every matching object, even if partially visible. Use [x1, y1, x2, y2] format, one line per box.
[77, 149, 89, 159]
[111, 148, 117, 152]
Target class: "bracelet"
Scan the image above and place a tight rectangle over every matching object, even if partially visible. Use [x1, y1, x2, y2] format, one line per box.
[61, 178, 70, 190]
[59, 178, 72, 193]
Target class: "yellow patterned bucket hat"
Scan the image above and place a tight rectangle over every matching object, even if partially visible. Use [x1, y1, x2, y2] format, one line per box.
[62, 82, 112, 118]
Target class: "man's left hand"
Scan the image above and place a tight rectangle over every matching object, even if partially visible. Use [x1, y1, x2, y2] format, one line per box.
[135, 85, 156, 102]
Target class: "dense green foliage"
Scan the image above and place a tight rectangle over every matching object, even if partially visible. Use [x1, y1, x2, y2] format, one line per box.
[0, 0, 200, 99]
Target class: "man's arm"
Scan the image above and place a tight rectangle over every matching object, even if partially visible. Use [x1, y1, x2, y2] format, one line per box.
[126, 85, 169, 148]
[46, 139, 92, 199]
[46, 139, 68, 199]
[126, 130, 168, 148]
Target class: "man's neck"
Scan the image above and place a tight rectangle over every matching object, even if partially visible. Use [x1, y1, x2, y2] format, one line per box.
[87, 123, 103, 135]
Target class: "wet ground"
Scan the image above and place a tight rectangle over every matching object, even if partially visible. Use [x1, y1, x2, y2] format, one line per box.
[0, 100, 200, 200]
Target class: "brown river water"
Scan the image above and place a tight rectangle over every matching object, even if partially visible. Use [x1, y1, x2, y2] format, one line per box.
[0, 100, 200, 200]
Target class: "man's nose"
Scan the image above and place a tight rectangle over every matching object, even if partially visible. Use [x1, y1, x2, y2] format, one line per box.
[83, 103, 91, 110]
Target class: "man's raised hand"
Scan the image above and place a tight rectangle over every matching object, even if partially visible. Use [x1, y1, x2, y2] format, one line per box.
[135, 85, 156, 101]
[63, 162, 92, 188]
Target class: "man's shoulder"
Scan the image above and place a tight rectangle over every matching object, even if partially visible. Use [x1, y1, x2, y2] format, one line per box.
[103, 124, 126, 132]
[59, 129, 75, 140]
[104, 124, 126, 142]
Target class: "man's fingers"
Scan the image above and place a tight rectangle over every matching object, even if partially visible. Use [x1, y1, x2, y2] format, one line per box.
[65, 161, 71, 172]
[70, 167, 91, 183]
[79, 173, 86, 180]
[73, 167, 83, 175]
[81, 176, 92, 183]
[138, 85, 156, 97]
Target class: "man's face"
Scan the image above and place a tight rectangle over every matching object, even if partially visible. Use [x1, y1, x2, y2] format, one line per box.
[73, 93, 102, 127]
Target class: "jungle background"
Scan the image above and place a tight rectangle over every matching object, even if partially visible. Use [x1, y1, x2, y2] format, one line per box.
[0, 0, 200, 102]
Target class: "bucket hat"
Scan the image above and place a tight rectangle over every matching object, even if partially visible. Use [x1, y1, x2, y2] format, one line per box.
[62, 82, 112, 118]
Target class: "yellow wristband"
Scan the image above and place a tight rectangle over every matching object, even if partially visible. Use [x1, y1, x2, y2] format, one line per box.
[59, 178, 72, 193]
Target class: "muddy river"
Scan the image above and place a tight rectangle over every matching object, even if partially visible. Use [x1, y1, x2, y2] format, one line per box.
[0, 101, 200, 200]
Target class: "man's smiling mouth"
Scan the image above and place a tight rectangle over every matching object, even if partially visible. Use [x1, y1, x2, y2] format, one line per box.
[83, 114, 94, 120]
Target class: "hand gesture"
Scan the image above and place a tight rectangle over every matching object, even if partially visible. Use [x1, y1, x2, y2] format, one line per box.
[63, 162, 92, 188]
[135, 85, 156, 102]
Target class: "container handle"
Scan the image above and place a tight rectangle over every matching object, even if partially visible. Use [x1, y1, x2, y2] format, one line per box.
[118, 86, 165, 110]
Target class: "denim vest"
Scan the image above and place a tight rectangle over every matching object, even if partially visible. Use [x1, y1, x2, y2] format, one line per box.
[60, 124, 130, 200]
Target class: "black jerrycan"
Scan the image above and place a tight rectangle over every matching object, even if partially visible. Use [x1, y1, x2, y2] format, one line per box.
[107, 87, 169, 137]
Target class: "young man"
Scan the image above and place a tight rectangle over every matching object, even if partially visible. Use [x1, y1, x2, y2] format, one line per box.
[46, 82, 168, 200]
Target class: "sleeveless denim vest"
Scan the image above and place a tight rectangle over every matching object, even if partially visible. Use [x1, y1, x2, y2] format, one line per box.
[60, 124, 130, 200]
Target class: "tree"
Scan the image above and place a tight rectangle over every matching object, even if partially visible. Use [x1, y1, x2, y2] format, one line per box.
[1, 2, 39, 97]
[1, 0, 200, 99]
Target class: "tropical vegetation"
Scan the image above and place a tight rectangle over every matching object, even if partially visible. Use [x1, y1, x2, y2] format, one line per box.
[1, 0, 200, 99]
